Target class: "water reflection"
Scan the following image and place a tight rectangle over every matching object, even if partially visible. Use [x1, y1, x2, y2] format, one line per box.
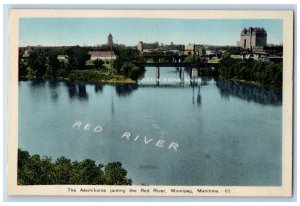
[65, 82, 77, 98]
[48, 81, 59, 102]
[78, 84, 88, 100]
[200, 76, 214, 86]
[216, 78, 282, 105]
[26, 77, 282, 106]
[65, 82, 89, 101]
[30, 79, 46, 88]
[115, 84, 138, 97]
[94, 84, 104, 93]
[192, 86, 201, 106]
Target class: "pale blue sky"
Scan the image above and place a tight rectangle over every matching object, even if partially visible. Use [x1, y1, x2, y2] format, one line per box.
[20, 18, 283, 46]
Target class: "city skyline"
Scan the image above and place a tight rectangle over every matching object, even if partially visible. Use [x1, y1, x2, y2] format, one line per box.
[20, 18, 283, 47]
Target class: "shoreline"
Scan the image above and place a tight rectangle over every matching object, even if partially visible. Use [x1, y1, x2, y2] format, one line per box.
[219, 76, 282, 90]
[21, 74, 137, 85]
[20, 75, 282, 90]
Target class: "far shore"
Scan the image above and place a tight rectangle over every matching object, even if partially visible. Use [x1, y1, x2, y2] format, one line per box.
[21, 69, 138, 84]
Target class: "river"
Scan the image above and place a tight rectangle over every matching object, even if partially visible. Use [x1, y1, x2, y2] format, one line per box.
[18, 67, 282, 186]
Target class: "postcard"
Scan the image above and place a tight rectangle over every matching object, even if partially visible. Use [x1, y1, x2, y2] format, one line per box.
[7, 9, 293, 196]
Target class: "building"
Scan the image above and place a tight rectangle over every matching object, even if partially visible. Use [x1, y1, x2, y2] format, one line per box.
[184, 44, 195, 55]
[238, 27, 267, 51]
[88, 51, 116, 61]
[57, 55, 69, 63]
[163, 42, 185, 54]
[194, 45, 205, 56]
[240, 51, 269, 62]
[137, 41, 159, 53]
[107, 33, 114, 45]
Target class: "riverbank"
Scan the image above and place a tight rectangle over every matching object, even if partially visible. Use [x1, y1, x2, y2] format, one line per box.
[68, 70, 136, 84]
[23, 69, 137, 84]
[219, 76, 282, 89]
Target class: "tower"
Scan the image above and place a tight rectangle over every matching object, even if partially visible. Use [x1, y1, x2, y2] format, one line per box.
[107, 33, 113, 45]
[238, 27, 267, 51]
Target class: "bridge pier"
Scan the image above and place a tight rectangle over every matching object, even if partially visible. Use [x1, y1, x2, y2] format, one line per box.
[179, 67, 184, 86]
[190, 68, 198, 86]
[156, 66, 160, 80]
[156, 66, 160, 86]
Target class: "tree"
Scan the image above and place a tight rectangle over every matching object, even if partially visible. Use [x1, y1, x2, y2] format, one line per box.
[19, 59, 28, 78]
[93, 59, 104, 69]
[47, 51, 60, 79]
[66, 46, 90, 70]
[27, 48, 47, 78]
[128, 65, 144, 80]
[70, 159, 105, 185]
[54, 157, 72, 184]
[104, 162, 132, 185]
[17, 149, 131, 185]
[121, 62, 133, 77]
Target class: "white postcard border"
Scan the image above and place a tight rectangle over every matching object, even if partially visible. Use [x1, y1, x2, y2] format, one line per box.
[7, 9, 294, 197]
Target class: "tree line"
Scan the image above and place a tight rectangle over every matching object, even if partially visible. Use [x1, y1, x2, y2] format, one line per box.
[19, 45, 145, 82]
[18, 148, 132, 185]
[217, 56, 282, 88]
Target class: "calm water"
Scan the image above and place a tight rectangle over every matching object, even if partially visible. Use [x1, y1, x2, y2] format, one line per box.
[19, 67, 282, 186]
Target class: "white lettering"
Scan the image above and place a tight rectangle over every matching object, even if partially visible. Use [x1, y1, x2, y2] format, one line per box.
[121, 132, 131, 140]
[72, 121, 81, 129]
[155, 140, 165, 147]
[144, 136, 154, 144]
[168, 142, 179, 151]
[83, 123, 92, 131]
[134, 135, 140, 141]
[94, 125, 102, 133]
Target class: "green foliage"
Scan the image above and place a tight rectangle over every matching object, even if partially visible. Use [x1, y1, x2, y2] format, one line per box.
[66, 46, 91, 70]
[128, 65, 144, 80]
[17, 149, 132, 185]
[93, 59, 104, 69]
[68, 70, 135, 83]
[27, 48, 47, 78]
[19, 46, 144, 82]
[18, 59, 28, 79]
[121, 62, 145, 80]
[113, 46, 145, 79]
[218, 58, 282, 88]
[25, 68, 37, 79]
[104, 162, 132, 185]
[47, 50, 61, 79]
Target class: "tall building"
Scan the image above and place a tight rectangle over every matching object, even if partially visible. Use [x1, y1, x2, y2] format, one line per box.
[238, 27, 267, 51]
[184, 44, 195, 55]
[137, 41, 159, 53]
[107, 33, 113, 45]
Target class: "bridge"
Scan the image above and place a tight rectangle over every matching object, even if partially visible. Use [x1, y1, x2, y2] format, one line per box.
[143, 62, 199, 67]
[141, 62, 218, 86]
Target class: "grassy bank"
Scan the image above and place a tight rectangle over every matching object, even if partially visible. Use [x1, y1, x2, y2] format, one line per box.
[23, 69, 137, 84]
[68, 69, 136, 84]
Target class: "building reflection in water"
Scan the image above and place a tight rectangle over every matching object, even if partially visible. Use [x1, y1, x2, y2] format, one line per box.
[216, 78, 282, 106]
